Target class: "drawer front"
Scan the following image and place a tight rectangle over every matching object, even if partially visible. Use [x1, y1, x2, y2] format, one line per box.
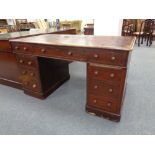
[87, 95, 120, 113]
[34, 46, 87, 61]
[12, 43, 33, 54]
[87, 64, 126, 83]
[22, 78, 41, 92]
[88, 80, 121, 99]
[88, 50, 128, 66]
[19, 67, 41, 92]
[16, 54, 38, 68]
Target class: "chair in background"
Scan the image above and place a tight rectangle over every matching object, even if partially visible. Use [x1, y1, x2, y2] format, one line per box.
[133, 19, 154, 46]
[122, 20, 134, 36]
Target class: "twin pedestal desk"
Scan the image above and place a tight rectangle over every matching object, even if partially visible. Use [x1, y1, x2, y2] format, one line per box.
[5, 33, 135, 121]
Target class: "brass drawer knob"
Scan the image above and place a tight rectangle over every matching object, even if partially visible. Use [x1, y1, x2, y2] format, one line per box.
[41, 48, 46, 53]
[22, 71, 27, 75]
[32, 84, 37, 88]
[110, 73, 115, 78]
[19, 59, 24, 64]
[93, 99, 97, 103]
[23, 47, 27, 51]
[15, 46, 19, 50]
[68, 51, 72, 56]
[111, 56, 116, 60]
[94, 71, 99, 75]
[109, 88, 113, 93]
[30, 72, 35, 77]
[28, 61, 32, 65]
[94, 54, 99, 58]
[94, 85, 98, 89]
[107, 102, 112, 107]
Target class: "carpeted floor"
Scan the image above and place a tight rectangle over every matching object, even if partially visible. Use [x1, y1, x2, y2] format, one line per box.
[0, 43, 155, 135]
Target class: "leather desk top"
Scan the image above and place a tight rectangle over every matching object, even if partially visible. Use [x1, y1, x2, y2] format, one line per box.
[11, 34, 136, 51]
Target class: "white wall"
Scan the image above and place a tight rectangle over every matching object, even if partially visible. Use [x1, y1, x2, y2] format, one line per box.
[94, 19, 123, 36]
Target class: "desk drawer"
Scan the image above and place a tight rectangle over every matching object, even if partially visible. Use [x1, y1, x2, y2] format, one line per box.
[88, 50, 128, 66]
[87, 95, 120, 113]
[87, 63, 126, 83]
[22, 78, 41, 92]
[12, 43, 33, 54]
[16, 54, 38, 68]
[34, 46, 87, 61]
[88, 80, 121, 99]
[19, 67, 41, 92]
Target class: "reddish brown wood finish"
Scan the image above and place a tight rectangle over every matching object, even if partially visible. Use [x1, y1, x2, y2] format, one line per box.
[10, 35, 135, 121]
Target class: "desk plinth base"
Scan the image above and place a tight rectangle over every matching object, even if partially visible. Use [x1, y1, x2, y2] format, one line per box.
[86, 105, 121, 122]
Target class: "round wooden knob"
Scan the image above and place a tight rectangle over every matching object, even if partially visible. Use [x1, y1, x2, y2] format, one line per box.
[93, 99, 97, 103]
[94, 54, 99, 58]
[32, 84, 37, 88]
[41, 48, 46, 53]
[23, 47, 27, 51]
[109, 88, 113, 93]
[22, 71, 27, 75]
[110, 73, 115, 78]
[111, 56, 116, 60]
[107, 102, 112, 107]
[94, 71, 98, 75]
[94, 85, 98, 89]
[19, 60, 24, 64]
[30, 72, 35, 77]
[68, 51, 72, 56]
[28, 61, 32, 65]
[15, 46, 19, 50]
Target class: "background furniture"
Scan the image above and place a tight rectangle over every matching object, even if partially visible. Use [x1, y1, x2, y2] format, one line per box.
[121, 20, 134, 36]
[122, 19, 155, 46]
[10, 35, 135, 121]
[133, 19, 154, 46]
[84, 24, 94, 35]
[60, 20, 82, 34]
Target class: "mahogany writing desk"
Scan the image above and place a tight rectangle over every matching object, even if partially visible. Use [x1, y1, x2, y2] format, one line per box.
[10, 35, 135, 121]
[0, 28, 76, 89]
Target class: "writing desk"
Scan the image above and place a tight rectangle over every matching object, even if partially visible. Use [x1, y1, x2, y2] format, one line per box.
[10, 34, 135, 121]
[0, 28, 76, 89]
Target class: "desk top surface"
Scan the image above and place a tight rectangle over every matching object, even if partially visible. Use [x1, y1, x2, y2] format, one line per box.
[0, 28, 75, 40]
[11, 34, 136, 51]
